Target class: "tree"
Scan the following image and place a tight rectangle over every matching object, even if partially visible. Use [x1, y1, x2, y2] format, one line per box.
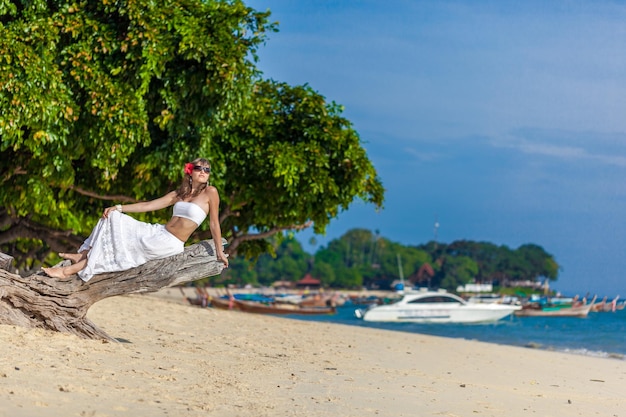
[417, 239, 560, 288]
[438, 255, 478, 291]
[0, 1, 383, 270]
[397, 246, 432, 285]
[312, 229, 374, 288]
[235, 236, 310, 287]
[1, 0, 275, 270]
[309, 231, 432, 289]
[311, 260, 335, 287]
[516, 243, 559, 281]
[216, 241, 301, 288]
[0, 239, 225, 341]
[214, 82, 384, 257]
[0, 1, 384, 337]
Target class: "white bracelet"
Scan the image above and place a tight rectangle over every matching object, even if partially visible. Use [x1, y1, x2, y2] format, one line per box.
[116, 204, 123, 212]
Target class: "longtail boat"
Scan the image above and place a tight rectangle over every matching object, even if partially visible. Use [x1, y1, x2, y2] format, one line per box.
[208, 296, 238, 311]
[514, 296, 597, 318]
[234, 299, 336, 315]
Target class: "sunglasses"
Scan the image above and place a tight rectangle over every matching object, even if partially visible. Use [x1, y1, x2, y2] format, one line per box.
[193, 165, 211, 173]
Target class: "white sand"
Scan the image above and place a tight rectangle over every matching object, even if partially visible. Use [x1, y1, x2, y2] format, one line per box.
[1, 289, 625, 417]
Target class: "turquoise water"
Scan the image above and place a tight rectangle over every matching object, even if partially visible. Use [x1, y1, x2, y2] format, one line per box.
[292, 304, 626, 360]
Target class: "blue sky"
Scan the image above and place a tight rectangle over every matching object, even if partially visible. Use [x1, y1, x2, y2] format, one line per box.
[246, 0, 626, 297]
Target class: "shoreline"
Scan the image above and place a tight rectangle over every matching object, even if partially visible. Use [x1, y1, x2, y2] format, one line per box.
[1, 290, 625, 416]
[180, 287, 626, 361]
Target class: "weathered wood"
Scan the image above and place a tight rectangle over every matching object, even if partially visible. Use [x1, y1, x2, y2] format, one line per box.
[0, 238, 226, 341]
[0, 253, 13, 272]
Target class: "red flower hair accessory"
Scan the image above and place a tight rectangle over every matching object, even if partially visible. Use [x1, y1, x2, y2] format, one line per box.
[184, 163, 194, 175]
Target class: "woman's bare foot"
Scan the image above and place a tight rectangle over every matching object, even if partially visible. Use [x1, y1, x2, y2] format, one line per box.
[42, 267, 74, 281]
[59, 253, 86, 264]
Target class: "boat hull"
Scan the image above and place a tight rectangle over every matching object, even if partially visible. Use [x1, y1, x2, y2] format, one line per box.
[514, 305, 592, 317]
[234, 300, 336, 315]
[514, 295, 597, 318]
[361, 303, 520, 323]
[209, 296, 238, 310]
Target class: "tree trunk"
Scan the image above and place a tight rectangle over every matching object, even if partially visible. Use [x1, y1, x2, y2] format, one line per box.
[0, 239, 226, 341]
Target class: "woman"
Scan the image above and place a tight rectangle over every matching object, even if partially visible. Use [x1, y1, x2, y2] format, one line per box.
[42, 158, 229, 281]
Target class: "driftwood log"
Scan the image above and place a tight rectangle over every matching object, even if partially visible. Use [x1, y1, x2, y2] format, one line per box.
[0, 239, 226, 341]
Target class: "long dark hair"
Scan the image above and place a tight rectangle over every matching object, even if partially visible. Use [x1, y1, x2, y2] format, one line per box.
[175, 158, 210, 200]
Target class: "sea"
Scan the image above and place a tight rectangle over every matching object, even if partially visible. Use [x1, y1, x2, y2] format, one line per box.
[291, 303, 626, 361]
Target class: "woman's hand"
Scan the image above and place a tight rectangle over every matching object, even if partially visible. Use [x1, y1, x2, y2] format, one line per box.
[102, 206, 121, 218]
[217, 252, 229, 268]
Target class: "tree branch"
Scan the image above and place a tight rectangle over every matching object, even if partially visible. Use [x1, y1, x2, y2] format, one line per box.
[67, 185, 138, 203]
[219, 193, 248, 224]
[0, 238, 227, 340]
[227, 221, 313, 253]
[7, 172, 137, 203]
[0, 211, 12, 230]
[0, 219, 83, 252]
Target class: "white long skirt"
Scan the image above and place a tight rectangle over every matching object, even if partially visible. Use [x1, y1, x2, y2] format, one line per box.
[77, 211, 184, 282]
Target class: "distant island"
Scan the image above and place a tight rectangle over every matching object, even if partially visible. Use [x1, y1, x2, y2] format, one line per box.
[216, 228, 558, 292]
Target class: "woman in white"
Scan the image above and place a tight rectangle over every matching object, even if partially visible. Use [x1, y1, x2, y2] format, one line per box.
[43, 158, 228, 281]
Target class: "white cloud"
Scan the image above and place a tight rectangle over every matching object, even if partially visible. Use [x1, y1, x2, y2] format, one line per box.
[402, 147, 445, 163]
[494, 131, 626, 168]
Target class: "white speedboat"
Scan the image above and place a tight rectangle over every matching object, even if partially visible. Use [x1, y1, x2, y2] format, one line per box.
[354, 290, 521, 323]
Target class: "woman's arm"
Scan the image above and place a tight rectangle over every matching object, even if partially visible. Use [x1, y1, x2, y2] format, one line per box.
[103, 191, 178, 218]
[207, 186, 229, 267]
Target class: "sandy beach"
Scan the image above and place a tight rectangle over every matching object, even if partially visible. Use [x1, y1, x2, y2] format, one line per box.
[1, 288, 625, 417]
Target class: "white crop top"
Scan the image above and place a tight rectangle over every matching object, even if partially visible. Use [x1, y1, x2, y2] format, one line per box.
[173, 201, 207, 226]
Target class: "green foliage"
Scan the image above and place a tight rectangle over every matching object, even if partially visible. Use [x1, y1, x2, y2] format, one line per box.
[311, 261, 335, 286]
[415, 239, 560, 290]
[224, 229, 560, 291]
[215, 81, 384, 255]
[221, 235, 310, 287]
[0, 1, 384, 268]
[1, 0, 272, 230]
[438, 255, 478, 291]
